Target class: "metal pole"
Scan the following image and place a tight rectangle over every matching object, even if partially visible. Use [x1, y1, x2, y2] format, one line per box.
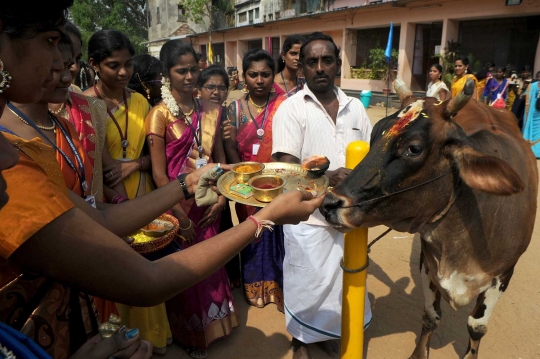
[341, 140, 370, 359]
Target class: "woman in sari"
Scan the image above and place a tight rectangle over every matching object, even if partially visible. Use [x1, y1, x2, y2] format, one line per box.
[223, 49, 287, 312]
[83, 30, 170, 354]
[426, 64, 448, 101]
[483, 66, 509, 106]
[128, 54, 163, 106]
[83, 30, 153, 201]
[451, 56, 478, 99]
[273, 35, 305, 97]
[146, 39, 235, 359]
[522, 79, 540, 158]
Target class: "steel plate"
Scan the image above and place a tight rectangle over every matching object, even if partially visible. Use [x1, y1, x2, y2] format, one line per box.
[217, 162, 329, 207]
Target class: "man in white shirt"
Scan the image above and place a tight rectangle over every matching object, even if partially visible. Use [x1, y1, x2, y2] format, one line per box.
[272, 32, 373, 359]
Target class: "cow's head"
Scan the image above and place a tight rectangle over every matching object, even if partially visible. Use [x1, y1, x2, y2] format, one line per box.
[320, 79, 524, 233]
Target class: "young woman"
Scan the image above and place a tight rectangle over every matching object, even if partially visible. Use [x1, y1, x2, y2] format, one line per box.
[145, 40, 234, 359]
[273, 35, 305, 97]
[483, 66, 509, 106]
[128, 54, 163, 106]
[223, 49, 287, 312]
[426, 64, 449, 101]
[523, 79, 540, 157]
[451, 56, 478, 99]
[84, 30, 153, 200]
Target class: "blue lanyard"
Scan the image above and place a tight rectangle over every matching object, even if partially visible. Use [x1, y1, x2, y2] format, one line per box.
[245, 93, 270, 140]
[7, 103, 89, 197]
[184, 99, 204, 158]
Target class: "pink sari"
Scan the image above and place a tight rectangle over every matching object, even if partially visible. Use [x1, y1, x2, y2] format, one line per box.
[148, 100, 238, 348]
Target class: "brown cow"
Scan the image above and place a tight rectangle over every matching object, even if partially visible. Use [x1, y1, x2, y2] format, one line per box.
[320, 80, 538, 359]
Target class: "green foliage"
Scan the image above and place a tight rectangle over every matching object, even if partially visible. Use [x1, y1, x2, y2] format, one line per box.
[70, 0, 148, 56]
[357, 47, 398, 80]
[434, 40, 461, 89]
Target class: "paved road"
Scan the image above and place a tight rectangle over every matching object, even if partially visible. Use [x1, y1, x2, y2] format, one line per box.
[162, 105, 540, 358]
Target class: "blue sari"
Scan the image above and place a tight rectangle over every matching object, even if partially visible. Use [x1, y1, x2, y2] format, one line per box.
[522, 82, 540, 157]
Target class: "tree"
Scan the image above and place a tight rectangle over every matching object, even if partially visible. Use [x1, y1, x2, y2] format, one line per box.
[70, 0, 148, 56]
[178, 0, 234, 61]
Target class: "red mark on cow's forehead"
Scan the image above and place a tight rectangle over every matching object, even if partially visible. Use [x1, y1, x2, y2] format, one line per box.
[384, 100, 425, 139]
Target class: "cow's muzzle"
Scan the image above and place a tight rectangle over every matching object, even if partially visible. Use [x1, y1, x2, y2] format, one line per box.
[320, 191, 358, 229]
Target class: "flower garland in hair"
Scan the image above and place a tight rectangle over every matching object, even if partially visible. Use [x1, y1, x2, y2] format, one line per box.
[161, 77, 180, 117]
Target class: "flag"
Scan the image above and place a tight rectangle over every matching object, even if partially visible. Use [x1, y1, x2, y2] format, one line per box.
[384, 22, 393, 63]
[208, 42, 213, 65]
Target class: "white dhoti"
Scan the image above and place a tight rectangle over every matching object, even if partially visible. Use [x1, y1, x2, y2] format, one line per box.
[283, 222, 372, 344]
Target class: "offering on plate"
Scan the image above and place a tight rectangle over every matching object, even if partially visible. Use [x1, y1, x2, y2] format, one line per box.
[230, 183, 254, 199]
[248, 175, 286, 202]
[140, 218, 174, 237]
[129, 214, 178, 254]
[302, 155, 330, 178]
[232, 162, 264, 183]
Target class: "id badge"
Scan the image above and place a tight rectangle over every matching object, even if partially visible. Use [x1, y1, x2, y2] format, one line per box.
[252, 143, 260, 156]
[196, 157, 208, 169]
[85, 195, 97, 208]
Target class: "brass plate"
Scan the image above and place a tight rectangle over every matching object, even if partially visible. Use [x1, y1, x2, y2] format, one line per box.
[217, 162, 329, 207]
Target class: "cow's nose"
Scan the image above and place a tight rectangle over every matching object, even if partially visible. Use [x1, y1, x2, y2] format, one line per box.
[320, 194, 344, 220]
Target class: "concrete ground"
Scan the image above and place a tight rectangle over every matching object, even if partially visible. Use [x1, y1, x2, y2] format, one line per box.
[162, 104, 540, 358]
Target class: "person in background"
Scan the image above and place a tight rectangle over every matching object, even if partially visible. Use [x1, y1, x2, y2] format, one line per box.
[223, 49, 288, 311]
[483, 66, 508, 106]
[146, 39, 234, 359]
[64, 21, 84, 93]
[274, 34, 305, 97]
[272, 32, 372, 359]
[228, 67, 239, 92]
[523, 76, 540, 158]
[196, 52, 207, 71]
[475, 62, 494, 101]
[128, 54, 163, 106]
[84, 29, 153, 201]
[451, 56, 478, 100]
[512, 66, 533, 126]
[426, 64, 448, 101]
[75, 61, 95, 91]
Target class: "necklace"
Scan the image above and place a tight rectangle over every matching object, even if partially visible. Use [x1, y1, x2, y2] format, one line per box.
[246, 93, 271, 139]
[248, 96, 268, 114]
[95, 85, 122, 106]
[9, 107, 56, 132]
[180, 99, 195, 117]
[94, 85, 130, 158]
[49, 102, 65, 115]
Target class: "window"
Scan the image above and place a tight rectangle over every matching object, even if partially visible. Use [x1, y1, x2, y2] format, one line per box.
[157, 7, 161, 24]
[239, 11, 247, 23]
[255, 8, 259, 19]
[148, 9, 152, 27]
[268, 13, 273, 20]
[249, 10, 253, 24]
[178, 4, 186, 21]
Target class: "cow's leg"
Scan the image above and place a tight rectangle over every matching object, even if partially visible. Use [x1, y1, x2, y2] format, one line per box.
[463, 268, 514, 359]
[409, 251, 441, 359]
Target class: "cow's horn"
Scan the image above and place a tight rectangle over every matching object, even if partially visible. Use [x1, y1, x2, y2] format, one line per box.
[394, 78, 415, 102]
[446, 79, 474, 116]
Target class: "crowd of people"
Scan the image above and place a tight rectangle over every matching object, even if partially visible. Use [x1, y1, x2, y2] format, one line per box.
[0, 2, 370, 359]
[1, 2, 538, 359]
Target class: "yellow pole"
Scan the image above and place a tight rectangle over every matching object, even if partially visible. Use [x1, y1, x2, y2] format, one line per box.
[341, 140, 370, 359]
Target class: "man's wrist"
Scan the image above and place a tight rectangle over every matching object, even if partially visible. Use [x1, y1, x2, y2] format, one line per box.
[177, 173, 194, 199]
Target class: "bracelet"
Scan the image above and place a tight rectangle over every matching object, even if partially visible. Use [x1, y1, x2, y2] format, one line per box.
[111, 195, 128, 204]
[247, 215, 275, 238]
[179, 219, 193, 231]
[179, 214, 189, 221]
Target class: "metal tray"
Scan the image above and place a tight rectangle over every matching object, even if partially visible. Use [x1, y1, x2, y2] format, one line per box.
[217, 162, 329, 207]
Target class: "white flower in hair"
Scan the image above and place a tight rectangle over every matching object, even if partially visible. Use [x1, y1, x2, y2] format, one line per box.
[161, 78, 180, 117]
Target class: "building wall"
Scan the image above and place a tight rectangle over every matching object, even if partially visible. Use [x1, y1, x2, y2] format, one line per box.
[236, 0, 263, 26]
[147, 0, 208, 41]
[187, 0, 540, 92]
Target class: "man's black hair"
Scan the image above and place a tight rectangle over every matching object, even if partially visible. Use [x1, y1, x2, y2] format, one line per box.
[299, 32, 340, 63]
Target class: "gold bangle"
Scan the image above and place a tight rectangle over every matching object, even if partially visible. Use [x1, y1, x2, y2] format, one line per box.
[179, 219, 192, 231]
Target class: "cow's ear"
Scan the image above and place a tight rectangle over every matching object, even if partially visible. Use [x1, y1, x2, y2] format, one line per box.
[449, 145, 524, 195]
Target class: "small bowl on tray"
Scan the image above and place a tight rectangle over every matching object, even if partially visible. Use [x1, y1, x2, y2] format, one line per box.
[130, 213, 178, 254]
[302, 156, 330, 179]
[140, 218, 175, 237]
[232, 162, 265, 184]
[248, 175, 286, 203]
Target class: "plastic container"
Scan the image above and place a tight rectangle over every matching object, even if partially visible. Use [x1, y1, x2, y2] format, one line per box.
[360, 90, 372, 109]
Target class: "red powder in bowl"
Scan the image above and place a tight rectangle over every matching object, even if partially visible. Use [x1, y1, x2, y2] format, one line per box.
[256, 184, 276, 189]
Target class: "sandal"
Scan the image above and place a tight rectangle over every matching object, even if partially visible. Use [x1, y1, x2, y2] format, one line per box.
[186, 347, 208, 359]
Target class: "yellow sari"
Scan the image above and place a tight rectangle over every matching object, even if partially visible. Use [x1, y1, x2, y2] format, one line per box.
[451, 74, 479, 99]
[106, 91, 154, 199]
[107, 91, 171, 352]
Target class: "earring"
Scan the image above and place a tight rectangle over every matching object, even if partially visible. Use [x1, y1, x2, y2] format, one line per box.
[94, 70, 99, 82]
[241, 83, 249, 94]
[136, 73, 151, 100]
[0, 59, 13, 94]
[270, 86, 276, 93]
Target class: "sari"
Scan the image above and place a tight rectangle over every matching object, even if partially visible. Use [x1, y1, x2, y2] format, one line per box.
[522, 81, 540, 157]
[105, 91, 153, 199]
[273, 77, 305, 98]
[146, 100, 238, 348]
[227, 94, 287, 312]
[426, 81, 449, 101]
[451, 74, 479, 99]
[483, 77, 508, 104]
[0, 132, 99, 359]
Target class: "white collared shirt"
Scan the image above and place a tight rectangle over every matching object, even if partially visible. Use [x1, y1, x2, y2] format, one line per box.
[272, 85, 372, 226]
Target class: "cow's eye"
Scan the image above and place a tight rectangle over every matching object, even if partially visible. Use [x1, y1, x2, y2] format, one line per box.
[406, 145, 423, 157]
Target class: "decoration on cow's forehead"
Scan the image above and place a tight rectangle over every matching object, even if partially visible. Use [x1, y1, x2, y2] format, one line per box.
[385, 100, 425, 139]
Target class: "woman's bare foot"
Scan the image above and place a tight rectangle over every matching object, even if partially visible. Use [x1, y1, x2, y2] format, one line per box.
[292, 338, 312, 359]
[316, 340, 339, 357]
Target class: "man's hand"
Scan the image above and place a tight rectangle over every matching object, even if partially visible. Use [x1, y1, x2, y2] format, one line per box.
[256, 191, 325, 225]
[326, 167, 351, 186]
[70, 327, 152, 359]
